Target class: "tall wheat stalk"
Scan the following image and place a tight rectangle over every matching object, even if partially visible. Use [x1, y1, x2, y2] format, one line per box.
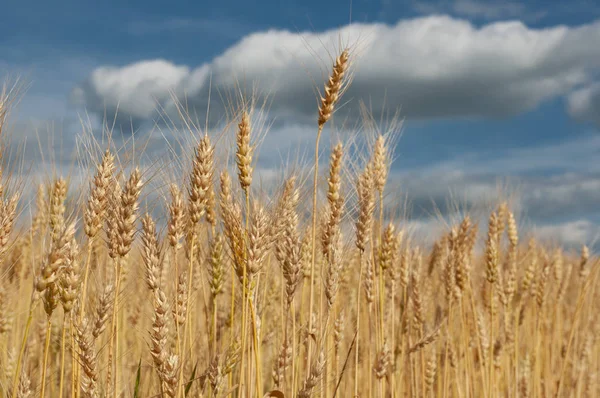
[308, 47, 349, 374]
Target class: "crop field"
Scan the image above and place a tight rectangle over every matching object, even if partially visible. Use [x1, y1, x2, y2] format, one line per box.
[0, 45, 597, 398]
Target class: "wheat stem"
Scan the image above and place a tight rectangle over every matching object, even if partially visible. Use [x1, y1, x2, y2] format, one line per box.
[40, 319, 52, 398]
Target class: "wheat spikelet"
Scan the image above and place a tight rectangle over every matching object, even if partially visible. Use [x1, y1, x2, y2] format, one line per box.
[556, 261, 572, 302]
[188, 134, 215, 226]
[297, 350, 325, 398]
[408, 324, 441, 354]
[318, 49, 350, 128]
[0, 193, 18, 258]
[223, 200, 245, 283]
[161, 354, 179, 397]
[115, 168, 143, 258]
[364, 258, 374, 306]
[35, 222, 76, 296]
[535, 253, 551, 309]
[521, 239, 537, 295]
[371, 134, 389, 194]
[43, 282, 60, 318]
[400, 244, 411, 290]
[32, 183, 47, 235]
[206, 355, 224, 394]
[223, 341, 241, 375]
[427, 236, 447, 276]
[379, 223, 399, 273]
[485, 212, 499, 284]
[324, 231, 343, 309]
[504, 211, 518, 304]
[172, 271, 188, 327]
[476, 308, 490, 365]
[333, 310, 345, 371]
[374, 340, 391, 379]
[496, 202, 508, 243]
[141, 213, 161, 292]
[552, 248, 564, 282]
[219, 170, 232, 213]
[49, 178, 68, 242]
[425, 348, 437, 393]
[167, 184, 185, 249]
[272, 337, 291, 388]
[321, 143, 344, 260]
[149, 289, 170, 371]
[15, 370, 31, 398]
[247, 202, 271, 276]
[93, 285, 113, 339]
[236, 111, 253, 194]
[75, 317, 98, 398]
[275, 178, 302, 305]
[84, 150, 115, 239]
[208, 233, 224, 298]
[411, 271, 424, 330]
[454, 216, 472, 293]
[355, 164, 375, 252]
[59, 236, 80, 313]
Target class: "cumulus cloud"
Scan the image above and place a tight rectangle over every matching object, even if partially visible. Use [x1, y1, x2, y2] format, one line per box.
[535, 220, 600, 248]
[381, 168, 600, 249]
[72, 15, 600, 130]
[521, 174, 600, 221]
[385, 134, 600, 238]
[60, 15, 600, 249]
[6, 113, 600, 250]
[71, 60, 194, 130]
[567, 83, 600, 127]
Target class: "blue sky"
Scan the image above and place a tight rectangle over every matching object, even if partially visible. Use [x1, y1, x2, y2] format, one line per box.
[2, 0, 600, 248]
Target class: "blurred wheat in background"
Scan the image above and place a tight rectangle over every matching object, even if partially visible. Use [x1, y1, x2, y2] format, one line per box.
[0, 46, 598, 398]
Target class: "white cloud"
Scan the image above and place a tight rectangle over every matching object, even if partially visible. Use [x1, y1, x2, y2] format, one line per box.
[22, 14, 600, 250]
[71, 60, 192, 126]
[6, 113, 600, 250]
[535, 220, 600, 248]
[402, 213, 600, 251]
[72, 15, 600, 129]
[385, 134, 600, 226]
[386, 166, 600, 248]
[567, 83, 600, 127]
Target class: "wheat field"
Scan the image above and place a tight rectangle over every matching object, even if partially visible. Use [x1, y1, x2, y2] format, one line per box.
[0, 47, 597, 398]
